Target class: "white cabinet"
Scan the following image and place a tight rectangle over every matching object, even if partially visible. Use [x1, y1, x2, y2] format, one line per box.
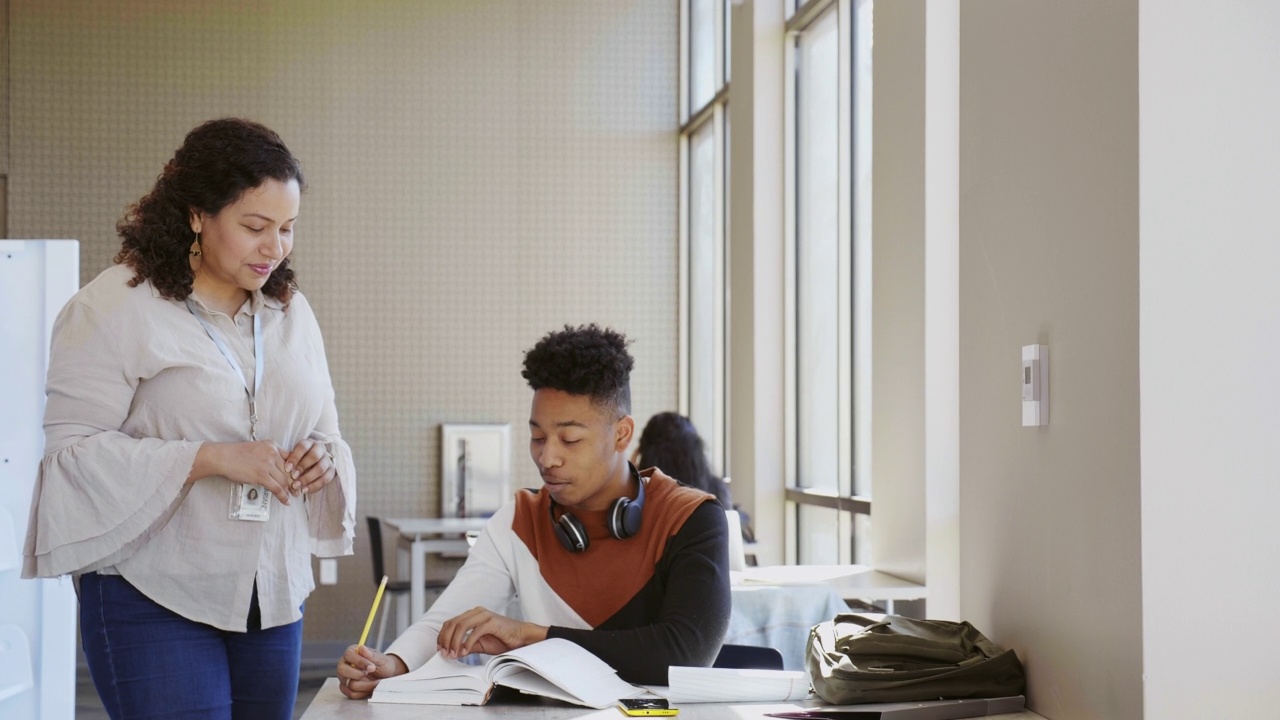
[0, 240, 79, 720]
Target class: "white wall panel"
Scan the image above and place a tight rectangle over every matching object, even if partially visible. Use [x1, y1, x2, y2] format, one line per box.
[0, 240, 79, 720]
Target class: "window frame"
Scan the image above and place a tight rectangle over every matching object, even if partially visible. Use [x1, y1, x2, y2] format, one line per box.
[783, 0, 868, 565]
[679, 0, 731, 476]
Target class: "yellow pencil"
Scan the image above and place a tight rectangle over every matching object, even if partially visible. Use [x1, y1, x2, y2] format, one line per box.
[357, 575, 389, 648]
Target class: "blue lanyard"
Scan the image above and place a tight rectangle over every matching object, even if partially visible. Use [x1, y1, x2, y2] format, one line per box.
[185, 298, 264, 440]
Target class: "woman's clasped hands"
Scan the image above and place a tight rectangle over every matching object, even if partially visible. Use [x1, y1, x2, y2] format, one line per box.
[190, 437, 336, 505]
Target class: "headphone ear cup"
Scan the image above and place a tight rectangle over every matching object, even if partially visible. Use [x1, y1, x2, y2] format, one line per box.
[554, 512, 589, 553]
[609, 496, 645, 539]
[608, 497, 629, 539]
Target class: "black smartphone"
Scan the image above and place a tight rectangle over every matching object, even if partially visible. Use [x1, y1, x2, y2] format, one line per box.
[617, 698, 679, 716]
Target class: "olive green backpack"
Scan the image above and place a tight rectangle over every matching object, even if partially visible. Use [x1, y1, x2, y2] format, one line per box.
[807, 613, 1026, 705]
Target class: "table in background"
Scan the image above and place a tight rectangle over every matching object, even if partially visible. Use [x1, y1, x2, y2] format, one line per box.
[300, 678, 1045, 719]
[383, 517, 490, 635]
[736, 564, 927, 614]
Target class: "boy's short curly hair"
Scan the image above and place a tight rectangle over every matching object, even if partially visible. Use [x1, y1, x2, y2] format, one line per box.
[522, 324, 634, 418]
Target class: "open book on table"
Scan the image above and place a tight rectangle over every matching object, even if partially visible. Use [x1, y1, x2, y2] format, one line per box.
[369, 637, 645, 709]
[645, 665, 812, 703]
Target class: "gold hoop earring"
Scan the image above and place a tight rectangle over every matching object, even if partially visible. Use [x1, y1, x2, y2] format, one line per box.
[190, 232, 202, 258]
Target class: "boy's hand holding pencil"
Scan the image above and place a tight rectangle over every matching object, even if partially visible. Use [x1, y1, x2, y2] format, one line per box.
[336, 575, 410, 700]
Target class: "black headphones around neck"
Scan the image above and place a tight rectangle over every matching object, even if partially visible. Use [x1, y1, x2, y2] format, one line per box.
[548, 463, 647, 553]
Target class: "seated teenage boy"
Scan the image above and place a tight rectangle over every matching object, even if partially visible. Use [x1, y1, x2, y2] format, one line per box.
[338, 324, 731, 697]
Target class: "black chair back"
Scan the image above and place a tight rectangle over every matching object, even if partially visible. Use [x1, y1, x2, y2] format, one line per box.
[366, 516, 387, 585]
[713, 644, 785, 670]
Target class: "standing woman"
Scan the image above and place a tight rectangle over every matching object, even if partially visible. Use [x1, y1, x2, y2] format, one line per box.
[23, 118, 356, 719]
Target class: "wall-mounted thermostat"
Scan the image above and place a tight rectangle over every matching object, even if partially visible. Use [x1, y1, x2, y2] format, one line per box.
[1021, 344, 1049, 427]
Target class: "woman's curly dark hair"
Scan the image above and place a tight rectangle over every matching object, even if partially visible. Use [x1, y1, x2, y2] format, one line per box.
[114, 118, 305, 304]
[521, 324, 633, 418]
[636, 412, 731, 506]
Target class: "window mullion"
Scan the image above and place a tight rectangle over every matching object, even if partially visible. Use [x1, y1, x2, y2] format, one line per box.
[836, 0, 854, 560]
[678, 133, 691, 416]
[680, 85, 731, 136]
[712, 104, 727, 475]
[782, 25, 799, 565]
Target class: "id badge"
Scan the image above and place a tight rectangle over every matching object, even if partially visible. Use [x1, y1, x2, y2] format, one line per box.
[229, 483, 271, 522]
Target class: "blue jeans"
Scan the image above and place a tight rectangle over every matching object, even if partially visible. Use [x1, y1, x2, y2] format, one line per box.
[79, 572, 303, 720]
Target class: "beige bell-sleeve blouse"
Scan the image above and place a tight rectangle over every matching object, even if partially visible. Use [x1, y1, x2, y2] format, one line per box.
[23, 264, 356, 631]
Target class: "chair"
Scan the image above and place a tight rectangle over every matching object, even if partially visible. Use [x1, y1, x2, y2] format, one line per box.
[366, 516, 449, 651]
[725, 510, 747, 572]
[712, 644, 785, 670]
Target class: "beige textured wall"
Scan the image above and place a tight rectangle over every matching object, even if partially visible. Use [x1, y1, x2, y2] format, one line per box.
[8, 0, 677, 643]
[0, 0, 8, 178]
[958, 1, 1142, 718]
[1, 0, 9, 232]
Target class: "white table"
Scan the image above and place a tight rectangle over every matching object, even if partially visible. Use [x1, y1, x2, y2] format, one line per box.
[300, 678, 1045, 719]
[735, 564, 927, 614]
[383, 517, 490, 634]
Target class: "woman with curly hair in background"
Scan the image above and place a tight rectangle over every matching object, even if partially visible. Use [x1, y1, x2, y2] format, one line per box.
[23, 118, 356, 720]
[634, 411, 754, 543]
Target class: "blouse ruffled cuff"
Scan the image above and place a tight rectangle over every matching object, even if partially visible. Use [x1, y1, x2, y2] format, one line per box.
[307, 434, 356, 557]
[23, 439, 202, 578]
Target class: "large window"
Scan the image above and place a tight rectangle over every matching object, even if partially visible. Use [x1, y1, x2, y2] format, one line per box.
[680, 0, 730, 475]
[784, 0, 872, 565]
